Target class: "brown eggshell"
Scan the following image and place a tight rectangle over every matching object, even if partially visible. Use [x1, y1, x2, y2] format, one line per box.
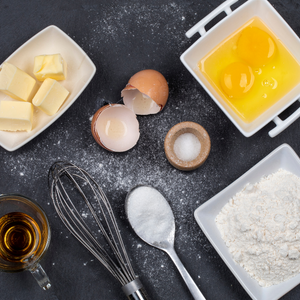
[121, 69, 169, 112]
[91, 104, 140, 152]
[91, 104, 111, 151]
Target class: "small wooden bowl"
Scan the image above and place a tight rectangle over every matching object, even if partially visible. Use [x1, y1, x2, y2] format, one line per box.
[164, 122, 211, 171]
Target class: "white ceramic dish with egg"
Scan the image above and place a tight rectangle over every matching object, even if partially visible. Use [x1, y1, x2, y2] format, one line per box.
[0, 25, 96, 151]
[180, 0, 300, 137]
[194, 143, 300, 300]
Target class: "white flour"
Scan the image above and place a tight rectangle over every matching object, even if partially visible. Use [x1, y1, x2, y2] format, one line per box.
[216, 169, 300, 287]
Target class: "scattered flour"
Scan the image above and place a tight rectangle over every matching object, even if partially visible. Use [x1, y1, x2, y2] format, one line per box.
[216, 169, 300, 287]
[86, 2, 188, 50]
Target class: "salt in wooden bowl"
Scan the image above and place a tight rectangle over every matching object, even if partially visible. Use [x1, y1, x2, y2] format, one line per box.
[164, 121, 211, 171]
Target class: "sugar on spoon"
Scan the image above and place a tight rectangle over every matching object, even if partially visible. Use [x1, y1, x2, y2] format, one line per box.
[125, 185, 206, 300]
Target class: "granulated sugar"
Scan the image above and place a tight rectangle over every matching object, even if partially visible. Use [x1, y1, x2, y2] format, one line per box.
[126, 186, 174, 244]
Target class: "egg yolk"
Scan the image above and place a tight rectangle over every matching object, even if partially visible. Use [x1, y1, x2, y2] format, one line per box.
[220, 62, 255, 98]
[237, 27, 276, 67]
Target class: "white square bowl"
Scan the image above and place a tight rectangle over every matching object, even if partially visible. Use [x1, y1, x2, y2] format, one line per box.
[194, 143, 300, 300]
[0, 25, 96, 151]
[180, 0, 300, 137]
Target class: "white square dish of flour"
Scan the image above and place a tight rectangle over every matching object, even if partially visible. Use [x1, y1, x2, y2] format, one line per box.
[194, 143, 300, 300]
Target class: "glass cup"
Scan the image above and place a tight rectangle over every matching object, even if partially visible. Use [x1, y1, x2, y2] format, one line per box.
[0, 194, 51, 290]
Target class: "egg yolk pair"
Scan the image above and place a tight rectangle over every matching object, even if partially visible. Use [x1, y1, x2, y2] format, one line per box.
[220, 27, 276, 98]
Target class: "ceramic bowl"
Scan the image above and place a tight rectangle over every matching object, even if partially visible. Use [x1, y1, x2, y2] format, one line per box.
[194, 144, 300, 300]
[0, 25, 96, 151]
[181, 0, 300, 137]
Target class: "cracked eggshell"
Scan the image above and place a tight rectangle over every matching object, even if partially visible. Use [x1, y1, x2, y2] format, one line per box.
[121, 69, 169, 115]
[91, 104, 140, 152]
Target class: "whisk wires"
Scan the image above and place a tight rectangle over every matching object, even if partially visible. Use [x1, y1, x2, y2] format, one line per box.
[49, 162, 136, 286]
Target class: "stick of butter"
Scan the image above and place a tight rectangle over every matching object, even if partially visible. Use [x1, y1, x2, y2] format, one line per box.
[0, 62, 36, 102]
[0, 101, 34, 132]
[32, 78, 69, 116]
[33, 54, 67, 81]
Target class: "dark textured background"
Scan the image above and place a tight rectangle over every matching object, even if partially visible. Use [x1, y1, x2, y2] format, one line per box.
[1, 0, 300, 299]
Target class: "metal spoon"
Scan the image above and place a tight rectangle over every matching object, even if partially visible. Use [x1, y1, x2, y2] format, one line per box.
[125, 185, 206, 300]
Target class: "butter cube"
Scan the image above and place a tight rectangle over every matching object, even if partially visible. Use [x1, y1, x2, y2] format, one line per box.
[0, 62, 36, 102]
[33, 54, 67, 81]
[32, 78, 69, 116]
[0, 101, 34, 132]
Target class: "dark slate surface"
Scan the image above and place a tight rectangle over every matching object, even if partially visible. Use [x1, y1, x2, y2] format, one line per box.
[1, 0, 300, 299]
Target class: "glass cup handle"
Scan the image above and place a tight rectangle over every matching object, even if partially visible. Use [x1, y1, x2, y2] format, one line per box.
[29, 263, 51, 290]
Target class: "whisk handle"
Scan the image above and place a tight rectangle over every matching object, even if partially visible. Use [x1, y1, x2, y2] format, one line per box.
[126, 288, 149, 300]
[122, 278, 150, 300]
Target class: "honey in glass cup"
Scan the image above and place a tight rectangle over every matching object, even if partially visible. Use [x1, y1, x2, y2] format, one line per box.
[0, 194, 51, 290]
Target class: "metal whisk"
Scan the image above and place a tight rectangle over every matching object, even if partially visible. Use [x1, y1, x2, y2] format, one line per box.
[49, 161, 149, 300]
